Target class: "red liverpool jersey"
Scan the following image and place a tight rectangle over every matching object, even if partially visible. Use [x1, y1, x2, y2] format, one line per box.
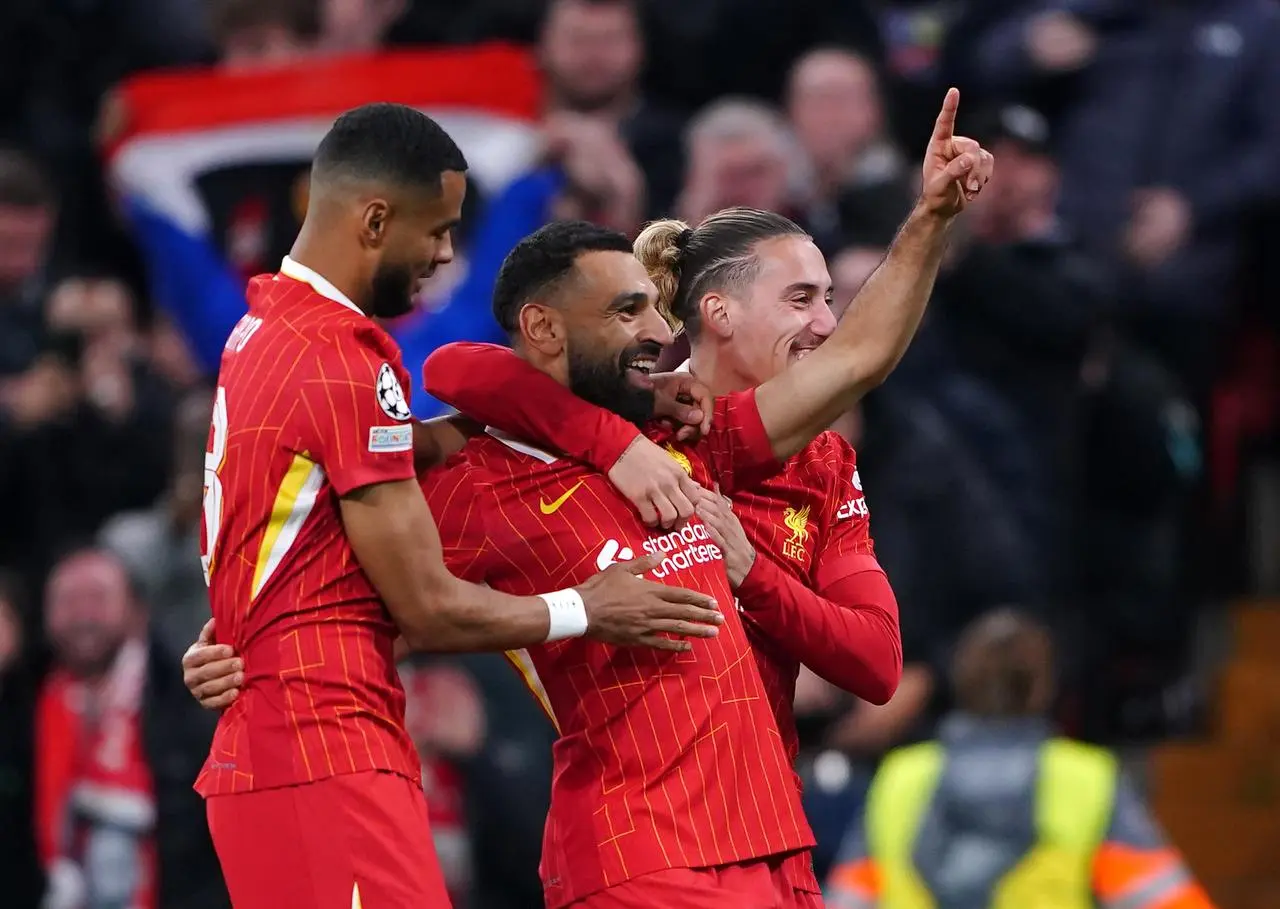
[422, 346, 900, 754]
[418, 394, 813, 908]
[195, 258, 421, 796]
[729, 430, 889, 896]
[422, 343, 902, 897]
[731, 431, 879, 762]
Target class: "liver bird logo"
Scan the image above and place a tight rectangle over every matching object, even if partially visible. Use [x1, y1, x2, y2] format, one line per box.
[781, 504, 812, 561]
[664, 444, 693, 476]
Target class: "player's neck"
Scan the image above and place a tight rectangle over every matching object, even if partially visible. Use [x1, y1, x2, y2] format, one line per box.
[513, 341, 571, 389]
[687, 344, 753, 398]
[287, 236, 371, 317]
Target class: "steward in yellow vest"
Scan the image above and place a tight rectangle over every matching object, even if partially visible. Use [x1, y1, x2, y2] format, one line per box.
[825, 610, 1213, 909]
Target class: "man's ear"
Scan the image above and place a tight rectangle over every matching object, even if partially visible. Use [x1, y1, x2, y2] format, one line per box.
[361, 199, 391, 249]
[700, 293, 733, 340]
[518, 303, 566, 357]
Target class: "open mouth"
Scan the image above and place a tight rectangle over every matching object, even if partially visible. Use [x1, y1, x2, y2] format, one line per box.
[626, 354, 658, 386]
[791, 346, 817, 361]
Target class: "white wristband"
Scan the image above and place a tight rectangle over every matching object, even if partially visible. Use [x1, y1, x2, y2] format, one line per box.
[540, 588, 589, 642]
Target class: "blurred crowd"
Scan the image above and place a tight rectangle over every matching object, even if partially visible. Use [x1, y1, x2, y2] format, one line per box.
[1, 0, 1278, 907]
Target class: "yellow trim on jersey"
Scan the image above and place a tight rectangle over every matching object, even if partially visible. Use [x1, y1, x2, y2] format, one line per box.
[504, 649, 560, 733]
[251, 453, 324, 601]
[351, 882, 362, 909]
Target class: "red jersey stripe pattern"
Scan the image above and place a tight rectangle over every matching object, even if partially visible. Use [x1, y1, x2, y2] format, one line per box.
[418, 401, 812, 908]
[733, 431, 878, 763]
[419, 343, 899, 898]
[196, 267, 420, 796]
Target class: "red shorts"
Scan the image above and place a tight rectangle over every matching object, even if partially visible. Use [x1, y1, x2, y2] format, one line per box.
[570, 856, 824, 909]
[206, 770, 450, 909]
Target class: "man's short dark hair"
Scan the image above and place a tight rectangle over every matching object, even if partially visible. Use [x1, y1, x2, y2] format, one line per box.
[491, 220, 634, 334]
[311, 103, 468, 194]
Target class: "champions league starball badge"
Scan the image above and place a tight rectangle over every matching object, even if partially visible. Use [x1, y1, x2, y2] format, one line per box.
[376, 363, 412, 421]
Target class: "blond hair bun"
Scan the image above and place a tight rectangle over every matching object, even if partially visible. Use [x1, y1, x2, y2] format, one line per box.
[634, 218, 692, 327]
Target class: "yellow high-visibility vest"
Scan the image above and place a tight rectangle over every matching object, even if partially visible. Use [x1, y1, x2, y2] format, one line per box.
[866, 738, 1118, 909]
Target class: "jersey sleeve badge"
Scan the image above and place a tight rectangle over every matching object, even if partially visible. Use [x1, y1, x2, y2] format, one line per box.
[376, 362, 413, 421]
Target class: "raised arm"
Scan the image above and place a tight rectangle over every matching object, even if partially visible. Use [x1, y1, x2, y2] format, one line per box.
[755, 88, 995, 460]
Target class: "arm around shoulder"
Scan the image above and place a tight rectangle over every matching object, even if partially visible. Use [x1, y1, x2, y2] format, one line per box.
[340, 477, 553, 652]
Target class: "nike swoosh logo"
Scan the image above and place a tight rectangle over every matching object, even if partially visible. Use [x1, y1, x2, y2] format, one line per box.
[540, 480, 585, 515]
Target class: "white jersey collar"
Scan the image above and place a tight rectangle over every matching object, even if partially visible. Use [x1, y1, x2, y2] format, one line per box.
[279, 256, 365, 316]
[674, 359, 692, 373]
[484, 427, 560, 464]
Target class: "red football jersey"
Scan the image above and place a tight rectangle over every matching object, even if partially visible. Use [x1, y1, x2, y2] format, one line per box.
[421, 342, 900, 898]
[196, 259, 421, 796]
[418, 394, 813, 908]
[732, 431, 877, 763]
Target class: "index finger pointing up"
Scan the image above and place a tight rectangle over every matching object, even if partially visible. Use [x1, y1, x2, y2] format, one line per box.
[931, 87, 960, 143]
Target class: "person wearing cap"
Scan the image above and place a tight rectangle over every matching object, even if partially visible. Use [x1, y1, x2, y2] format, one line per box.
[841, 103, 1108, 657]
[823, 608, 1215, 909]
[962, 104, 1061, 245]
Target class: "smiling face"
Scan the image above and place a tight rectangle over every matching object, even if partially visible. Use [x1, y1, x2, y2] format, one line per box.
[711, 234, 836, 385]
[44, 551, 136, 678]
[367, 170, 466, 318]
[559, 249, 674, 424]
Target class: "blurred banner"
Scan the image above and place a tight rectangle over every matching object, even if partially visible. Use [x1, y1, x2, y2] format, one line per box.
[102, 45, 543, 412]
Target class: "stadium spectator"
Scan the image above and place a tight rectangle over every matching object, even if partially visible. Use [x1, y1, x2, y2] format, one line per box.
[0, 149, 56, 380]
[100, 388, 214, 655]
[35, 548, 227, 909]
[676, 98, 802, 226]
[927, 103, 1107, 599]
[964, 0, 1280, 399]
[2, 275, 174, 582]
[541, 113, 647, 233]
[842, 104, 1108, 658]
[825, 608, 1216, 909]
[786, 47, 913, 252]
[539, 0, 685, 217]
[209, 0, 320, 70]
[788, 142, 1100, 855]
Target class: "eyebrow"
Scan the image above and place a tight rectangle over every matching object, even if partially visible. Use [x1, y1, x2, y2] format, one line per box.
[781, 281, 826, 297]
[607, 291, 649, 311]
